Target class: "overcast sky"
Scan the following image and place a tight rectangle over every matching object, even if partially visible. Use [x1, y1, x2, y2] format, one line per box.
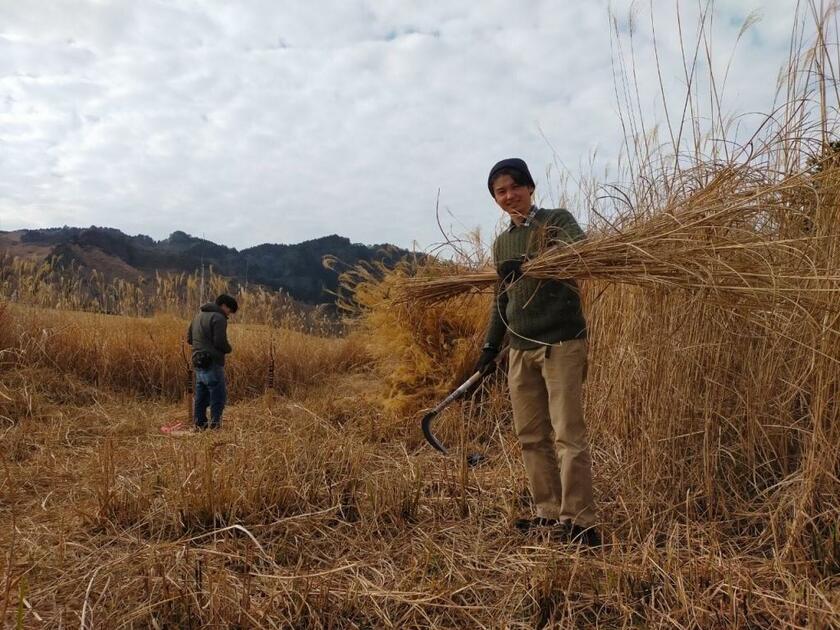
[0, 1, 797, 251]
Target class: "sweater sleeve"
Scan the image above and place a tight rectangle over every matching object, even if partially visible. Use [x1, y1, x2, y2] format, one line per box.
[547, 208, 586, 243]
[483, 236, 509, 350]
[483, 281, 509, 351]
[212, 315, 233, 354]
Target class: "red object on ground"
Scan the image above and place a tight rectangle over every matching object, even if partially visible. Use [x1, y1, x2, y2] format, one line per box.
[159, 421, 184, 434]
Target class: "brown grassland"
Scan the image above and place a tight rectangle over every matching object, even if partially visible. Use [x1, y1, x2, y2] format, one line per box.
[2, 5, 840, 629]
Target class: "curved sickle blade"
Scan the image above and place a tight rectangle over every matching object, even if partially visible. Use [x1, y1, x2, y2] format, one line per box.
[420, 370, 485, 456]
[421, 410, 448, 454]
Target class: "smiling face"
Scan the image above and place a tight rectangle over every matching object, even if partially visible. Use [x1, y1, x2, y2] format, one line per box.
[491, 173, 535, 223]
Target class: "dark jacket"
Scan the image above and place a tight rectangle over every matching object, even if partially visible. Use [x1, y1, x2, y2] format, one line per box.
[484, 207, 587, 351]
[187, 303, 233, 366]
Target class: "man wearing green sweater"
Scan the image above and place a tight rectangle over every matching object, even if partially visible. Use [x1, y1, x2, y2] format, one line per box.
[476, 158, 600, 546]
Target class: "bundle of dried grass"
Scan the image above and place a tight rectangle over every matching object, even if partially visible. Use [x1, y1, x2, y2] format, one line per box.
[398, 165, 840, 315]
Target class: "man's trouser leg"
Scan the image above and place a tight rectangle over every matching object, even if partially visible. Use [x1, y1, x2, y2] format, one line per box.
[509, 340, 595, 526]
[207, 365, 227, 428]
[543, 339, 595, 527]
[509, 347, 564, 520]
[194, 370, 210, 428]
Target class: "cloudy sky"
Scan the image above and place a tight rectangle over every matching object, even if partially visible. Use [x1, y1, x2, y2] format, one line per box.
[0, 1, 797, 251]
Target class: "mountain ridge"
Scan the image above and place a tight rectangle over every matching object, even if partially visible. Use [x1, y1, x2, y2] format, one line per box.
[0, 226, 415, 304]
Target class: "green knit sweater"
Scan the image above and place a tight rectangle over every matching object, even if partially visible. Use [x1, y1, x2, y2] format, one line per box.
[483, 207, 587, 351]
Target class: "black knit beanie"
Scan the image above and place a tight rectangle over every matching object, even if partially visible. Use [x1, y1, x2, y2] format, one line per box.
[487, 158, 536, 196]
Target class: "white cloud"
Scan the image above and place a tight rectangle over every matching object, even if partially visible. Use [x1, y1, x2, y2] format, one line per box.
[0, 0, 804, 250]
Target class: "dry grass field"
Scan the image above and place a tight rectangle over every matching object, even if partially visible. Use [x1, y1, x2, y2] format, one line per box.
[1, 242, 837, 628]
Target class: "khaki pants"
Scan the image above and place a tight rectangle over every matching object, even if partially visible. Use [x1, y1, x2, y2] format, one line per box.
[508, 339, 595, 526]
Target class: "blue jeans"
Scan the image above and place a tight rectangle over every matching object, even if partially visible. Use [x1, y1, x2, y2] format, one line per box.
[194, 364, 226, 429]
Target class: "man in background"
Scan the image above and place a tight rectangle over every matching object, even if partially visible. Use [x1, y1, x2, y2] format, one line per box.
[187, 294, 238, 430]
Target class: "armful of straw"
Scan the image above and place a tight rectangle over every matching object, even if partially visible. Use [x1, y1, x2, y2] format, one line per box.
[520, 208, 587, 279]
